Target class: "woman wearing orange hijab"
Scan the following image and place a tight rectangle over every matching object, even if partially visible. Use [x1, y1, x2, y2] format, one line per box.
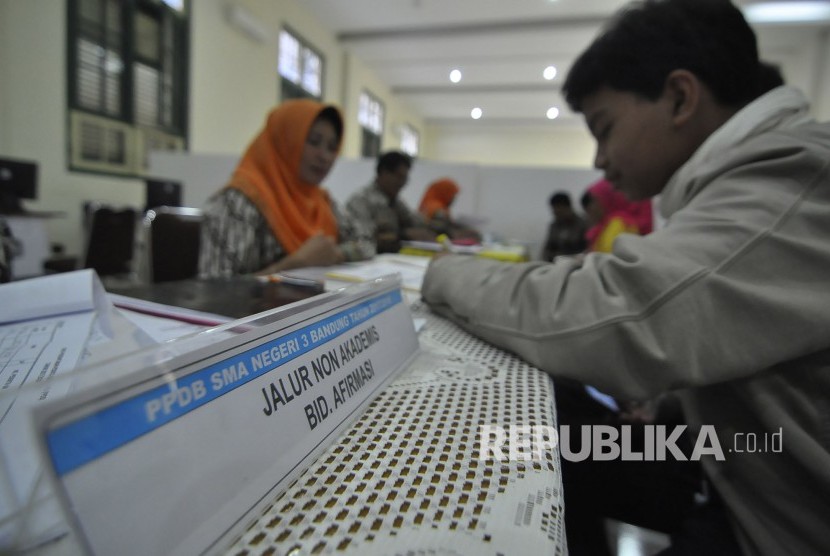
[199, 100, 374, 277]
[418, 178, 480, 240]
[418, 178, 459, 225]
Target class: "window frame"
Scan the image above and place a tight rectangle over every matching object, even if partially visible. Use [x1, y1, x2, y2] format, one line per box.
[400, 123, 420, 157]
[358, 90, 385, 158]
[278, 26, 325, 101]
[66, 0, 190, 176]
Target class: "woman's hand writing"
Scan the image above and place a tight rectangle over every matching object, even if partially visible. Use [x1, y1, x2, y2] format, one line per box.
[258, 233, 344, 274]
[293, 233, 344, 267]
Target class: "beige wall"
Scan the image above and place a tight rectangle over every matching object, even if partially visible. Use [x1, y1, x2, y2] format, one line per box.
[0, 1, 11, 151]
[0, 0, 144, 259]
[2, 2, 829, 263]
[339, 53, 426, 159]
[189, 0, 346, 154]
[189, 0, 425, 160]
[422, 121, 596, 168]
[0, 0, 425, 259]
[805, 29, 830, 120]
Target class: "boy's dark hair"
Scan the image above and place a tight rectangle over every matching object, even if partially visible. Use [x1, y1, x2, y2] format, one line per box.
[377, 151, 413, 175]
[549, 192, 573, 207]
[563, 0, 764, 112]
[756, 61, 785, 95]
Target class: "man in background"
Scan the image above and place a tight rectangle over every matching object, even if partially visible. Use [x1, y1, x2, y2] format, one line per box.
[346, 151, 435, 253]
[540, 191, 588, 260]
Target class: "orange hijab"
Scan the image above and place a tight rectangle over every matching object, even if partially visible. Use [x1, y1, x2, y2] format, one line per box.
[227, 99, 341, 254]
[419, 178, 460, 220]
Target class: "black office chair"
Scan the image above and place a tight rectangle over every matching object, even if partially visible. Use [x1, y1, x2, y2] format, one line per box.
[0, 217, 15, 283]
[82, 203, 138, 280]
[143, 206, 203, 283]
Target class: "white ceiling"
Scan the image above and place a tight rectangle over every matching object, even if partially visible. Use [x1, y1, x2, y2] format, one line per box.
[303, 0, 830, 128]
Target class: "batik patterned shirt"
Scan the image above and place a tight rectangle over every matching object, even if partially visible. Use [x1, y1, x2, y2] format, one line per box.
[198, 188, 374, 278]
[345, 183, 425, 242]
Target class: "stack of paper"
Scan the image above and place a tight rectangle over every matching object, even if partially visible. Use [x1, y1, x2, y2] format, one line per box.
[0, 270, 109, 550]
[322, 254, 429, 293]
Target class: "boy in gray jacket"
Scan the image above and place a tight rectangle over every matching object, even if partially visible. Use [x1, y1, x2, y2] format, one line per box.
[422, 0, 830, 554]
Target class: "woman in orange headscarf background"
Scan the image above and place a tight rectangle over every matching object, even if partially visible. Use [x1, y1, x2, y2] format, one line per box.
[418, 178, 480, 241]
[199, 99, 374, 278]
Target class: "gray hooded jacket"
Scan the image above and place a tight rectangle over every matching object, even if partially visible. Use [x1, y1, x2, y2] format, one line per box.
[422, 86, 830, 556]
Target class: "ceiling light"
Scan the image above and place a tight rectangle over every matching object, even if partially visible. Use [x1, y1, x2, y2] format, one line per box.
[546, 107, 560, 120]
[743, 1, 830, 23]
[470, 107, 482, 120]
[543, 66, 557, 80]
[450, 69, 462, 83]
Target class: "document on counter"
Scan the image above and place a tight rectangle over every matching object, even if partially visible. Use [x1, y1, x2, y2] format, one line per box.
[2, 268, 107, 325]
[323, 257, 428, 292]
[0, 270, 111, 550]
[109, 293, 234, 343]
[400, 239, 482, 255]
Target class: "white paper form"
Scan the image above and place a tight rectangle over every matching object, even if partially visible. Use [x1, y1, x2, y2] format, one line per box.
[2, 269, 102, 325]
[324, 257, 428, 292]
[0, 313, 97, 548]
[277, 254, 430, 294]
[0, 270, 109, 550]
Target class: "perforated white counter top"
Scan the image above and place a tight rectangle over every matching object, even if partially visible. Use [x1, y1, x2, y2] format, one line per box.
[225, 303, 566, 555]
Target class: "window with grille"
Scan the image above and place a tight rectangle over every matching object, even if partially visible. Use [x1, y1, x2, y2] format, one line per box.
[400, 124, 420, 157]
[68, 0, 188, 176]
[278, 28, 323, 101]
[358, 91, 384, 158]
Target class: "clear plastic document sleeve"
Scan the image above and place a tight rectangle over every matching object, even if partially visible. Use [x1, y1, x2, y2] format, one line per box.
[1, 276, 417, 555]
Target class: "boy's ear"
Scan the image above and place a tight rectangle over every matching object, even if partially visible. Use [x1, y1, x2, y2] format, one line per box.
[663, 69, 700, 127]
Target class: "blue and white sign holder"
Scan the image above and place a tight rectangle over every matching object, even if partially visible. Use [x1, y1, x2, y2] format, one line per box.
[28, 276, 418, 555]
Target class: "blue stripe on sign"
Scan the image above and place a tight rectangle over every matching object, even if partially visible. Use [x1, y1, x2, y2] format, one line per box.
[47, 290, 402, 476]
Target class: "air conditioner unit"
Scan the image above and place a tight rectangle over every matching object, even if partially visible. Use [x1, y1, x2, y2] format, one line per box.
[69, 111, 137, 175]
